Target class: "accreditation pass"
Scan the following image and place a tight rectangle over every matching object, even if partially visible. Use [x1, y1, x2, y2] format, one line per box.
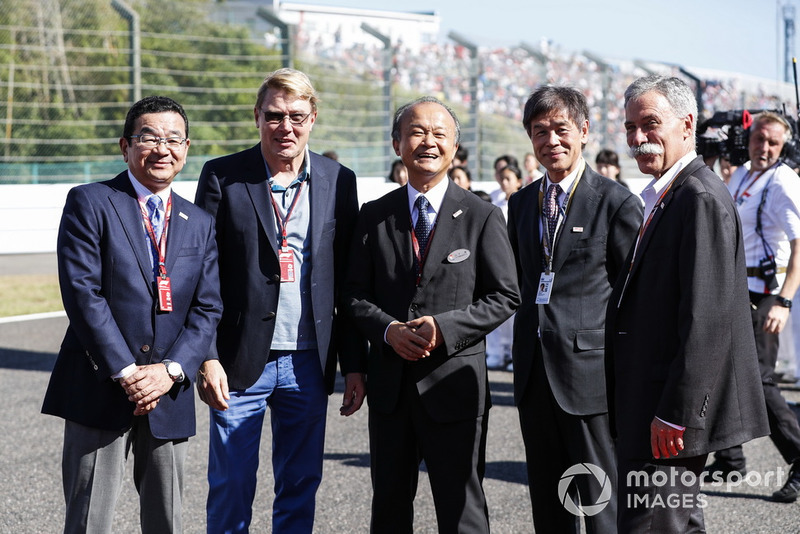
[535, 272, 554, 304]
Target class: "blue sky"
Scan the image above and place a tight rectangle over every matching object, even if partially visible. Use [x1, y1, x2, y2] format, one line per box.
[302, 0, 794, 83]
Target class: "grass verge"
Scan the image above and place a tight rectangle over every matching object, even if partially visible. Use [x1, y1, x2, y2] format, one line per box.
[0, 275, 62, 318]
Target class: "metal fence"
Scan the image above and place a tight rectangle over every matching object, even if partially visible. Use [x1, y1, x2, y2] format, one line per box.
[0, 0, 795, 184]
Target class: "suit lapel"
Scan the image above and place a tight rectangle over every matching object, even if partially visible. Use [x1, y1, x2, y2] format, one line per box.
[552, 170, 598, 273]
[625, 156, 705, 293]
[243, 146, 279, 258]
[387, 186, 415, 274]
[309, 153, 331, 260]
[164, 194, 189, 276]
[107, 173, 156, 293]
[527, 178, 544, 273]
[418, 181, 467, 287]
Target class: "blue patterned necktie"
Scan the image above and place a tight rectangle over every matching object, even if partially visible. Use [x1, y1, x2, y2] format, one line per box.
[146, 195, 164, 243]
[415, 195, 431, 254]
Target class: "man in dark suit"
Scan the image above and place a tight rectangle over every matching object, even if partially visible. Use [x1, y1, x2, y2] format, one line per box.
[345, 96, 520, 533]
[194, 68, 366, 533]
[508, 86, 642, 533]
[608, 75, 769, 532]
[42, 96, 222, 533]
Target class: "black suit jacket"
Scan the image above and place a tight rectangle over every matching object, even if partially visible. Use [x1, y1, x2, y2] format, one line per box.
[345, 180, 520, 422]
[195, 145, 367, 392]
[607, 156, 769, 459]
[42, 173, 222, 440]
[508, 166, 642, 414]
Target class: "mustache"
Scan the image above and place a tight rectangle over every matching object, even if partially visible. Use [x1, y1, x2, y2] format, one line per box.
[629, 143, 664, 157]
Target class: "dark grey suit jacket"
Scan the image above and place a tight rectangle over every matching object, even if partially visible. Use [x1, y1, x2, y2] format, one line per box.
[508, 166, 643, 414]
[195, 145, 367, 392]
[345, 180, 520, 422]
[42, 173, 222, 440]
[606, 156, 769, 459]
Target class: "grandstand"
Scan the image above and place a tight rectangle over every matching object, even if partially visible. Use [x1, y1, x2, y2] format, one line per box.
[0, 0, 798, 185]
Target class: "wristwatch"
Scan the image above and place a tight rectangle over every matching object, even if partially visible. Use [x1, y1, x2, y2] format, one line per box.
[162, 360, 185, 382]
[776, 296, 793, 309]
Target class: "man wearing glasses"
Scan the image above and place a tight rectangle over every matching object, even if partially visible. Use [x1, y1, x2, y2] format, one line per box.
[42, 95, 222, 532]
[194, 68, 366, 533]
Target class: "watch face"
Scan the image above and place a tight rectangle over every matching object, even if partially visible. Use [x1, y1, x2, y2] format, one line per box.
[167, 362, 181, 377]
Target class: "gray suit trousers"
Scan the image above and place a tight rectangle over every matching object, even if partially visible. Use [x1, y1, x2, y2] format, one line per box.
[62, 417, 187, 534]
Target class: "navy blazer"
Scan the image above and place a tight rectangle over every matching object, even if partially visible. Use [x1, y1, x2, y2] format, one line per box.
[606, 156, 769, 459]
[345, 180, 520, 422]
[508, 166, 642, 414]
[42, 172, 222, 440]
[195, 145, 367, 392]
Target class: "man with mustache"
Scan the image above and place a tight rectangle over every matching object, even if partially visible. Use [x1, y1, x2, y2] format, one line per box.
[607, 75, 768, 532]
[708, 111, 800, 503]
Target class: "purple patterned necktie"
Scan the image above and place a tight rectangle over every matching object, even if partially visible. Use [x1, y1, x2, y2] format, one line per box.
[544, 183, 561, 245]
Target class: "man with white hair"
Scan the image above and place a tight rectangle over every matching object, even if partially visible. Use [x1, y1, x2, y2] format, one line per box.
[606, 75, 768, 532]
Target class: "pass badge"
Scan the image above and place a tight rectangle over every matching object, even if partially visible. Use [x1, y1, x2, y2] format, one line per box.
[279, 249, 296, 282]
[535, 272, 554, 304]
[158, 277, 173, 312]
[447, 249, 470, 263]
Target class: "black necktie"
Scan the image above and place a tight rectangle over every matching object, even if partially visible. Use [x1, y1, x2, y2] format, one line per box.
[415, 195, 431, 253]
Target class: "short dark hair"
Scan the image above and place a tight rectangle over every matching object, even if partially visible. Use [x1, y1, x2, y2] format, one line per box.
[595, 149, 620, 167]
[455, 146, 469, 162]
[123, 96, 189, 139]
[391, 96, 461, 145]
[494, 154, 519, 170]
[522, 85, 588, 138]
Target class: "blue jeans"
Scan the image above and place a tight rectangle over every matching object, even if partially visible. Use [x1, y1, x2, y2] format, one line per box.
[206, 350, 328, 534]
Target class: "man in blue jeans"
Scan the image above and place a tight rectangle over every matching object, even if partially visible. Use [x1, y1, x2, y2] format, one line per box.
[194, 68, 367, 533]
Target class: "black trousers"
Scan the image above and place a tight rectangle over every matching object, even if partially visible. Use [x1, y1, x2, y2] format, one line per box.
[716, 293, 800, 467]
[517, 341, 618, 534]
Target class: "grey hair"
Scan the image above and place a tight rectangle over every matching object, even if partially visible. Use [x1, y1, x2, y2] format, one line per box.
[624, 75, 698, 135]
[391, 96, 461, 145]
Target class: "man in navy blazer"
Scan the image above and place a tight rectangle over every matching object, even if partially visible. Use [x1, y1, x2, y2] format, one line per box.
[508, 86, 642, 533]
[345, 97, 520, 533]
[608, 75, 768, 532]
[194, 69, 367, 533]
[42, 96, 222, 533]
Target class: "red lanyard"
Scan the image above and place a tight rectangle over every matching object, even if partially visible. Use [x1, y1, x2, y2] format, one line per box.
[269, 180, 305, 251]
[732, 168, 770, 203]
[140, 194, 172, 279]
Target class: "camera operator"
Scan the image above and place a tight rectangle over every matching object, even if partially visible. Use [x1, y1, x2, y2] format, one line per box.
[708, 111, 800, 503]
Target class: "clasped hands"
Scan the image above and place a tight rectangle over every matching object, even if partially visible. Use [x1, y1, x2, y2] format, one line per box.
[387, 316, 442, 361]
[650, 417, 685, 459]
[119, 364, 175, 416]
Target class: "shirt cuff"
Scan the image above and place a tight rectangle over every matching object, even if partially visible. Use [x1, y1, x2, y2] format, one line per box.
[656, 416, 685, 431]
[384, 321, 401, 345]
[112, 363, 137, 381]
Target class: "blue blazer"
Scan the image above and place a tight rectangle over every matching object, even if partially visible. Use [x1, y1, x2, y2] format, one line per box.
[195, 145, 367, 392]
[42, 172, 222, 440]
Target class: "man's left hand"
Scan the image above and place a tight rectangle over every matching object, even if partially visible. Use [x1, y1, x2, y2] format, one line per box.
[650, 417, 685, 459]
[121, 364, 175, 414]
[340, 372, 366, 416]
[764, 304, 790, 334]
[405, 316, 442, 351]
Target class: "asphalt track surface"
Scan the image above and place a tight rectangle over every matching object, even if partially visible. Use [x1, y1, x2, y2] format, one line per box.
[2, 254, 800, 533]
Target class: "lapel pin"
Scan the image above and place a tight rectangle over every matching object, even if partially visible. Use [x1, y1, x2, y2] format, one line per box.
[179, 212, 189, 220]
[572, 226, 584, 233]
[453, 209, 463, 218]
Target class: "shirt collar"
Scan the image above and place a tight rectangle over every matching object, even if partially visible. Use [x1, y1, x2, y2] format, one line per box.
[266, 146, 311, 192]
[544, 157, 583, 196]
[127, 170, 171, 206]
[407, 176, 449, 216]
[641, 150, 697, 201]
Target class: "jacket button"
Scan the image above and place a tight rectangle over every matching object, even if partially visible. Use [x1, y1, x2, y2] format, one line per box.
[272, 274, 281, 282]
[140, 345, 150, 353]
[410, 303, 418, 312]
[266, 312, 276, 319]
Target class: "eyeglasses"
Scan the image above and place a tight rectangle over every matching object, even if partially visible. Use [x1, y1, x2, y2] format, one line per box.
[130, 134, 187, 149]
[260, 111, 312, 126]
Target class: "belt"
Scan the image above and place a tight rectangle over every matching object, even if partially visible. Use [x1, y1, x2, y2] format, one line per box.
[746, 266, 787, 277]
